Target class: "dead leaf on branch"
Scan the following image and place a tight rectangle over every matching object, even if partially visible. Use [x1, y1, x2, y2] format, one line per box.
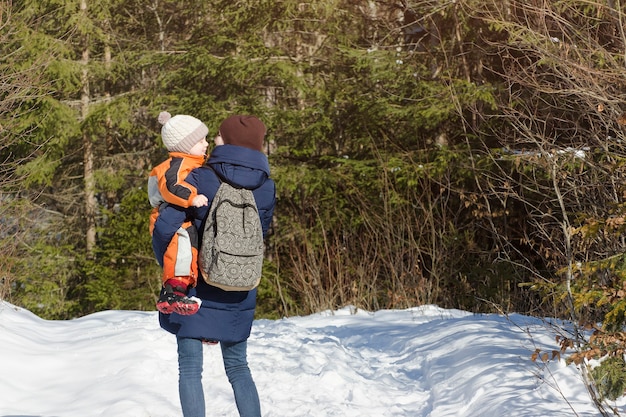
[531, 348, 540, 362]
[531, 349, 563, 363]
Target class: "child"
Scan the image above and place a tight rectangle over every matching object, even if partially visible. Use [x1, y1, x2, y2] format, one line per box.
[148, 111, 209, 315]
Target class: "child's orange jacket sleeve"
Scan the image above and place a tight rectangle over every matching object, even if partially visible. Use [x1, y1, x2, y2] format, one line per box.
[148, 153, 206, 208]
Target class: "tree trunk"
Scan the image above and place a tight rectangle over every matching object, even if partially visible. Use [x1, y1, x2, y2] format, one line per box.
[81, 0, 96, 257]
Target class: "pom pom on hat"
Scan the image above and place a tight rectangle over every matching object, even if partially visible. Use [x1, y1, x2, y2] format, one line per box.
[159, 111, 208, 153]
[219, 115, 266, 151]
[158, 111, 172, 125]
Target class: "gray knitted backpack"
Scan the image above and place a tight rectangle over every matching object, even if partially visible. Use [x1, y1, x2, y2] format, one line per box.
[199, 180, 264, 291]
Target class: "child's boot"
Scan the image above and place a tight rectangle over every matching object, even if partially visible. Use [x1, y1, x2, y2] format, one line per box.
[156, 278, 200, 315]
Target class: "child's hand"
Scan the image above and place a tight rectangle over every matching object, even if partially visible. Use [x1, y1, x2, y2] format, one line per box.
[192, 194, 208, 207]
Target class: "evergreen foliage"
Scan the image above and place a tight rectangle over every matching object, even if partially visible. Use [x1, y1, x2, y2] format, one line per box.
[592, 356, 626, 401]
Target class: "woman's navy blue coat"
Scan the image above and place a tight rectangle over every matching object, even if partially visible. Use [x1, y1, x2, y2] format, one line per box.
[154, 144, 276, 343]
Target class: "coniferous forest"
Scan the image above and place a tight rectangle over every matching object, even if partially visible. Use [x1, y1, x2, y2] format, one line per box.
[4, 0, 626, 402]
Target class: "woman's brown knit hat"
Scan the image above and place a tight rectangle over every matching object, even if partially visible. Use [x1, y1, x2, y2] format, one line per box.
[218, 115, 266, 151]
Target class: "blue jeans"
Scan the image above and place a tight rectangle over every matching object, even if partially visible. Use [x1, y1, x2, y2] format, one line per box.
[177, 336, 261, 417]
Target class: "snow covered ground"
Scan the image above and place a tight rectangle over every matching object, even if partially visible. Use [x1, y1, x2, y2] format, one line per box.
[0, 301, 623, 416]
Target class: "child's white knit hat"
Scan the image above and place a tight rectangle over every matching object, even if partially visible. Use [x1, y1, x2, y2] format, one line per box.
[158, 111, 208, 153]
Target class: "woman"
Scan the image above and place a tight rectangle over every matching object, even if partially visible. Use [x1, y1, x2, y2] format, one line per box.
[153, 115, 276, 417]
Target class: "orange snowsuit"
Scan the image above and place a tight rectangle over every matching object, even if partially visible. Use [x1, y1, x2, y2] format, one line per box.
[148, 152, 206, 289]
